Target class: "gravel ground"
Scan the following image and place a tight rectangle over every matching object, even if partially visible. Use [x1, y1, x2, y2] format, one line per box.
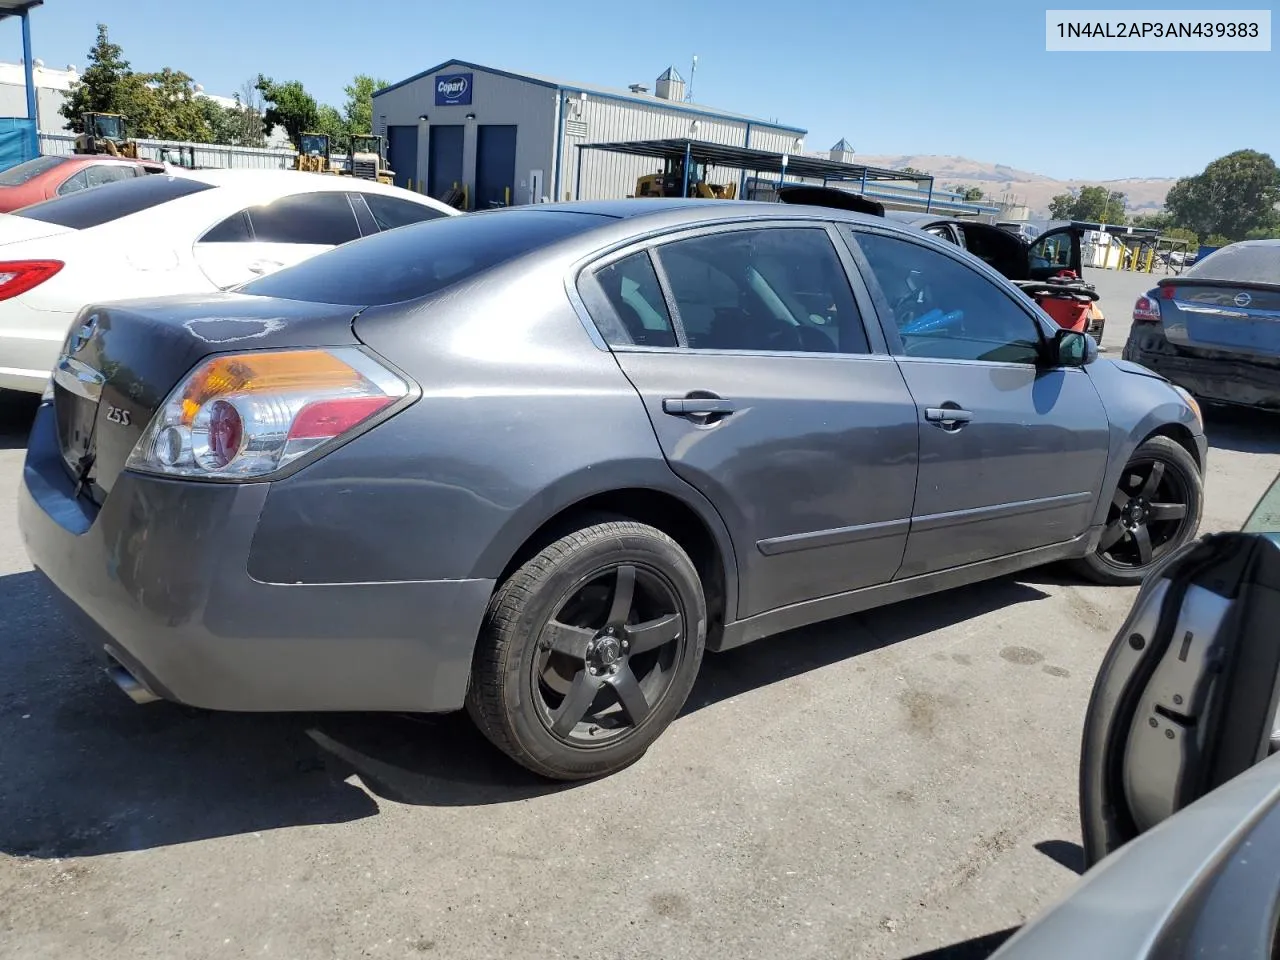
[1, 267, 1275, 960]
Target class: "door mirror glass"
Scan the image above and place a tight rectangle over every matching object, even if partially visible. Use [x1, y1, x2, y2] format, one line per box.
[1051, 328, 1096, 366]
[1080, 529, 1280, 869]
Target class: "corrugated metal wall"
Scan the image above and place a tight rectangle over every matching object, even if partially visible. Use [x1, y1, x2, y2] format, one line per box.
[39, 132, 302, 169]
[563, 96, 803, 200]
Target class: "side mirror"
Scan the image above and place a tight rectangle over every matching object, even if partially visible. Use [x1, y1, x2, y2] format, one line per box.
[1080, 531, 1280, 869]
[1048, 328, 1097, 367]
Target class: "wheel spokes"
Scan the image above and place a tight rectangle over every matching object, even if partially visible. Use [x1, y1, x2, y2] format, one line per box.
[623, 613, 682, 655]
[1149, 501, 1187, 522]
[542, 620, 595, 658]
[1098, 520, 1127, 552]
[1139, 461, 1166, 499]
[609, 664, 650, 725]
[1133, 524, 1154, 565]
[551, 670, 604, 737]
[606, 565, 636, 626]
[1112, 488, 1131, 513]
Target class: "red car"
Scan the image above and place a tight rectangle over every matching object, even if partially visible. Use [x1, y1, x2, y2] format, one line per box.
[0, 154, 167, 213]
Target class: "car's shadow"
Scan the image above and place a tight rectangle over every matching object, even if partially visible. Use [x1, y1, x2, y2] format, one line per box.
[1204, 404, 1280, 456]
[0, 565, 1047, 858]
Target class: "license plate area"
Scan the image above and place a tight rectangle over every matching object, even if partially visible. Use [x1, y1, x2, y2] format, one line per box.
[51, 358, 105, 494]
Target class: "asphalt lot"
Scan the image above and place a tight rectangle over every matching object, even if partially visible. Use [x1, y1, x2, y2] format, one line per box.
[1, 267, 1276, 960]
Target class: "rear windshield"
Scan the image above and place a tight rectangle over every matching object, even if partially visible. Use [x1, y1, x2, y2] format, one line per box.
[1184, 243, 1280, 283]
[239, 209, 614, 306]
[14, 175, 215, 229]
[0, 155, 67, 186]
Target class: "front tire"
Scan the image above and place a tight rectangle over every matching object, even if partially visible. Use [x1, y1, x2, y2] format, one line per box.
[1072, 435, 1203, 586]
[466, 519, 707, 781]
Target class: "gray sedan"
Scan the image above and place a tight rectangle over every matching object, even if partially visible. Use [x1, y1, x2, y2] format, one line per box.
[18, 199, 1206, 780]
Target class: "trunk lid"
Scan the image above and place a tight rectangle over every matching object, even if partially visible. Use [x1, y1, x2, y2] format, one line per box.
[51, 292, 362, 505]
[0, 211, 75, 247]
[1156, 278, 1280, 362]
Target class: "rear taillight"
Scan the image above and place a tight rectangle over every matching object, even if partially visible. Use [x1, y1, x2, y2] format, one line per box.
[126, 347, 411, 480]
[0, 259, 63, 301]
[1133, 295, 1162, 324]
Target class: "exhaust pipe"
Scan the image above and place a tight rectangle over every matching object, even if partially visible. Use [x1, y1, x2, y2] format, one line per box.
[105, 661, 161, 705]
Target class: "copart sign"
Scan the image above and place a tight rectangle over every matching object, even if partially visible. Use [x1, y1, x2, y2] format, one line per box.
[435, 73, 473, 106]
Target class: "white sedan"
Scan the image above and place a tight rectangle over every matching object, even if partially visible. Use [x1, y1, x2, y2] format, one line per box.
[0, 169, 457, 393]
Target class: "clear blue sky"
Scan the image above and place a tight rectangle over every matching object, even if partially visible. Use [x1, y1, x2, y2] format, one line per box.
[5, 0, 1277, 180]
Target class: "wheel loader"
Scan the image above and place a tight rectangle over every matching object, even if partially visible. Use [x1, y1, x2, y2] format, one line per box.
[342, 134, 394, 185]
[73, 112, 140, 159]
[633, 156, 736, 200]
[294, 132, 335, 174]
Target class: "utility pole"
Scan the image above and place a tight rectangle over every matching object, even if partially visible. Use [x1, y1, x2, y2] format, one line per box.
[686, 55, 697, 102]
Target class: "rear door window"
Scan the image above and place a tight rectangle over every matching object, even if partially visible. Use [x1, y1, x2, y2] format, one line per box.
[363, 193, 450, 231]
[246, 192, 362, 245]
[57, 170, 90, 196]
[84, 164, 136, 189]
[589, 252, 677, 347]
[654, 227, 870, 354]
[16, 175, 215, 228]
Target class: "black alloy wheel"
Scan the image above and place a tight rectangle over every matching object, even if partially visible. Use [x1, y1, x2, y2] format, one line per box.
[533, 563, 685, 743]
[468, 519, 706, 780]
[1074, 435, 1203, 586]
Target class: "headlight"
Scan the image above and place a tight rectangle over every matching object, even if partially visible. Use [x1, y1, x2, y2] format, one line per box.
[1173, 385, 1202, 428]
[126, 347, 410, 480]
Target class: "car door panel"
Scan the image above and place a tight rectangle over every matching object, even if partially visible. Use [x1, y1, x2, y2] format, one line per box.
[843, 226, 1111, 577]
[615, 350, 920, 616]
[893, 358, 1109, 576]
[582, 224, 920, 619]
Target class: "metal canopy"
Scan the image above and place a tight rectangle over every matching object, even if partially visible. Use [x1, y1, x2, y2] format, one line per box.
[577, 137, 934, 185]
[0, 0, 43, 19]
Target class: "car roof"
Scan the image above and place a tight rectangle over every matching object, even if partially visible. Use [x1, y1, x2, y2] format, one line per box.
[176, 167, 438, 199]
[495, 197, 891, 229]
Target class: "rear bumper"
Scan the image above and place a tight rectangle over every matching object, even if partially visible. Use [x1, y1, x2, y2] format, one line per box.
[1123, 330, 1280, 409]
[18, 401, 493, 713]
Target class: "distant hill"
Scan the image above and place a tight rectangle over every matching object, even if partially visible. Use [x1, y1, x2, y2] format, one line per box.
[851, 154, 1177, 217]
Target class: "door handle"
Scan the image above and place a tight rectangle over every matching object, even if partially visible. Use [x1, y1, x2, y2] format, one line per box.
[925, 406, 973, 430]
[663, 397, 736, 417]
[247, 259, 283, 275]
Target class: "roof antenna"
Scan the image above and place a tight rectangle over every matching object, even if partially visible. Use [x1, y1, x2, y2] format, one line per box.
[685, 55, 697, 102]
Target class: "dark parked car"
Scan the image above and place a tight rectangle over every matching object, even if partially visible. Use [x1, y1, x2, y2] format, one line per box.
[0, 154, 166, 212]
[1124, 238, 1280, 410]
[19, 199, 1205, 780]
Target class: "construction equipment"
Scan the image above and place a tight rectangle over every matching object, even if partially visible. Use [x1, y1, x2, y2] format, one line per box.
[343, 134, 394, 184]
[633, 156, 737, 200]
[159, 144, 198, 169]
[295, 132, 333, 174]
[73, 112, 140, 158]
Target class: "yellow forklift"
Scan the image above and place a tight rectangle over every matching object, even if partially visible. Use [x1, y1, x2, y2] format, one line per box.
[294, 132, 334, 174]
[73, 112, 140, 158]
[633, 155, 737, 199]
[342, 134, 394, 184]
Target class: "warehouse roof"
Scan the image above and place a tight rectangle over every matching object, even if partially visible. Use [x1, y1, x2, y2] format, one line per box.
[374, 59, 807, 134]
[577, 138, 934, 184]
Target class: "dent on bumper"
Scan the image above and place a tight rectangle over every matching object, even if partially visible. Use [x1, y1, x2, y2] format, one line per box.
[18, 402, 493, 713]
[1124, 337, 1280, 409]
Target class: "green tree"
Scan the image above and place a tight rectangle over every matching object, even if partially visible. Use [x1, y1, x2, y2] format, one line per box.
[256, 75, 319, 148]
[1204, 233, 1233, 248]
[1245, 225, 1280, 240]
[950, 184, 984, 201]
[900, 166, 927, 177]
[135, 68, 213, 141]
[316, 104, 346, 142]
[1048, 185, 1127, 223]
[1131, 211, 1173, 232]
[1165, 226, 1200, 248]
[342, 74, 388, 136]
[59, 23, 131, 132]
[1165, 150, 1280, 241]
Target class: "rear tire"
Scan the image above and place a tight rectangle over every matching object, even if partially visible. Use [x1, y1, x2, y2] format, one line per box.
[466, 519, 706, 781]
[1072, 435, 1203, 586]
